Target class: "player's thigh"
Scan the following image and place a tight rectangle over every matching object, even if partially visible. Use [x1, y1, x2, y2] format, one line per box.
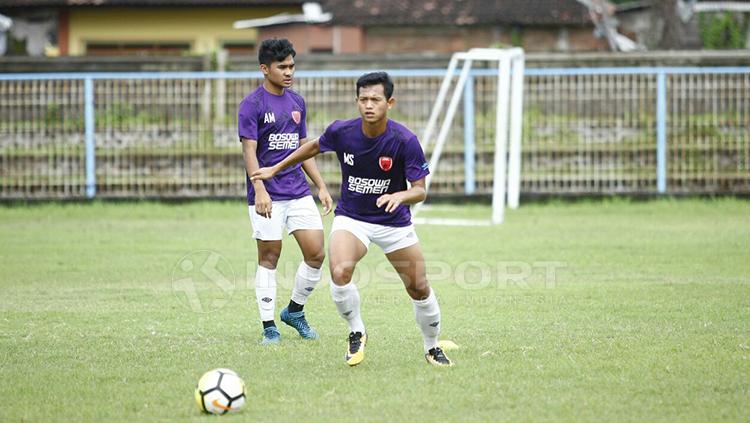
[328, 227, 368, 284]
[249, 204, 286, 266]
[291, 229, 325, 264]
[385, 243, 429, 297]
[287, 196, 326, 265]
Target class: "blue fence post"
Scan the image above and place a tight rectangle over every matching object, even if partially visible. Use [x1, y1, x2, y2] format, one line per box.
[656, 71, 667, 194]
[463, 74, 476, 195]
[84, 77, 96, 198]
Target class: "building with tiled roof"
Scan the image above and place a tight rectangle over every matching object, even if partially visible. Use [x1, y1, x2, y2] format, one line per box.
[1, 0, 614, 57]
[321, 0, 591, 26]
[258, 0, 608, 54]
[0, 0, 305, 56]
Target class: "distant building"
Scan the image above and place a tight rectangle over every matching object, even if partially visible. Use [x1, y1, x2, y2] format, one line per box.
[0, 0, 305, 56]
[13, 0, 715, 57]
[258, 0, 609, 54]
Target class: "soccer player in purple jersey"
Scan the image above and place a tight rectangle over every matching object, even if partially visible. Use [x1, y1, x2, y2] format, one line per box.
[252, 72, 453, 367]
[238, 39, 333, 345]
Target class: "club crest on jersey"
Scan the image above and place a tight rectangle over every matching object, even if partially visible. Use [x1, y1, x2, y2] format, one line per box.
[379, 156, 393, 172]
[291, 110, 301, 124]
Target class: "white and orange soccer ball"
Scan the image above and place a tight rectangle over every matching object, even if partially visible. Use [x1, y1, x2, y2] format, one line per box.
[194, 368, 247, 415]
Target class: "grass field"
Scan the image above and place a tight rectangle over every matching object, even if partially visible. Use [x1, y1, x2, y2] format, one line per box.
[1, 199, 749, 422]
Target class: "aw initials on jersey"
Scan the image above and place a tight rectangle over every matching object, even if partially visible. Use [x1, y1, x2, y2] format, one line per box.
[263, 112, 276, 124]
[344, 152, 355, 166]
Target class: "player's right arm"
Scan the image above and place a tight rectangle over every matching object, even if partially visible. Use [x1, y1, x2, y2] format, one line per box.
[241, 137, 272, 218]
[251, 138, 321, 182]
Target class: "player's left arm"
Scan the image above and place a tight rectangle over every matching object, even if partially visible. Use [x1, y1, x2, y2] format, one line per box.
[299, 138, 333, 216]
[376, 178, 426, 213]
[377, 135, 429, 213]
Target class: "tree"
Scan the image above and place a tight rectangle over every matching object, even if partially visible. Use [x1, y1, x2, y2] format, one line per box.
[656, 0, 685, 49]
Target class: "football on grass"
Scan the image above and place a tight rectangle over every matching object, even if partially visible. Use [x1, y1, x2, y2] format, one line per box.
[194, 368, 246, 415]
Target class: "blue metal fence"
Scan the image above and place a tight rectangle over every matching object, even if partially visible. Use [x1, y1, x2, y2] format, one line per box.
[1, 67, 749, 199]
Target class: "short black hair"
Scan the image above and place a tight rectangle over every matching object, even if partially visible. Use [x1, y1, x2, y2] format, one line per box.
[356, 72, 394, 99]
[258, 38, 296, 66]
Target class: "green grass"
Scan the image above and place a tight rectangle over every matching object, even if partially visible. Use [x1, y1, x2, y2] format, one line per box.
[1, 199, 749, 422]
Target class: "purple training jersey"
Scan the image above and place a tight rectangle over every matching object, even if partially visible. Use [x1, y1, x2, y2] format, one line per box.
[318, 118, 430, 227]
[238, 86, 311, 205]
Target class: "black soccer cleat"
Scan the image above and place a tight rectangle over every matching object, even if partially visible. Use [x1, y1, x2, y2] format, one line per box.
[425, 346, 453, 367]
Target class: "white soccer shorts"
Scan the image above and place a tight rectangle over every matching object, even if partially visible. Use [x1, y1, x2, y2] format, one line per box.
[330, 215, 419, 254]
[248, 195, 324, 241]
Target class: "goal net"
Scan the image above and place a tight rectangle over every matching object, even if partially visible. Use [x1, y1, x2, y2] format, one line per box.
[413, 48, 525, 225]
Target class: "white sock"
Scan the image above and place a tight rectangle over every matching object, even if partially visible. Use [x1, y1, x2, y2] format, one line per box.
[255, 266, 277, 322]
[412, 288, 441, 352]
[329, 281, 365, 334]
[291, 262, 322, 306]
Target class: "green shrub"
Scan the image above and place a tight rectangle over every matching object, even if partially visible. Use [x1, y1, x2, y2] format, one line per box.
[699, 12, 746, 49]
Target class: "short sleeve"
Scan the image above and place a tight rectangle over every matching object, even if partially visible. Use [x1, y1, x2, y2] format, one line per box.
[299, 98, 308, 140]
[403, 136, 430, 182]
[318, 121, 340, 153]
[237, 98, 258, 141]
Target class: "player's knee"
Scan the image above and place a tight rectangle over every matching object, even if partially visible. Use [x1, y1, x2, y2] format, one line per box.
[331, 265, 354, 284]
[258, 250, 281, 268]
[304, 248, 325, 268]
[407, 279, 431, 300]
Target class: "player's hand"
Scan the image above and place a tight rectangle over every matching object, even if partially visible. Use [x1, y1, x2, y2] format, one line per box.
[251, 166, 276, 182]
[318, 188, 333, 216]
[255, 191, 272, 218]
[376, 193, 404, 213]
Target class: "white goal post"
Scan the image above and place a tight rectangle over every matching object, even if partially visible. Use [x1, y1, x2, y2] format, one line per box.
[413, 47, 525, 225]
